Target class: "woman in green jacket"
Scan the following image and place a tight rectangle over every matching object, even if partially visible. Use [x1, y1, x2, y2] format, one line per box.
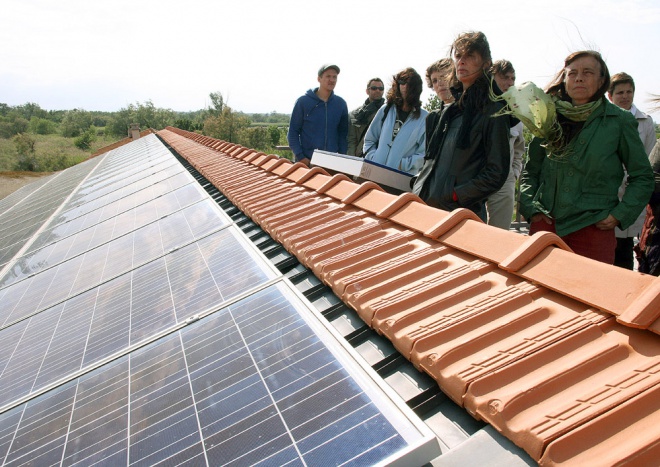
[519, 50, 653, 264]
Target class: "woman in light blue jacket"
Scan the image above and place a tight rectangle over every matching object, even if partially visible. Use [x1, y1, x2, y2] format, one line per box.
[363, 68, 428, 175]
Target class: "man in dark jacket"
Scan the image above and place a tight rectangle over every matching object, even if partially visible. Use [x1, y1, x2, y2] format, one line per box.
[347, 78, 385, 157]
[287, 64, 349, 165]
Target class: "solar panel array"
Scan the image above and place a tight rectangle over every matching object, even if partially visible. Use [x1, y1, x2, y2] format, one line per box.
[0, 134, 438, 466]
[0, 157, 103, 270]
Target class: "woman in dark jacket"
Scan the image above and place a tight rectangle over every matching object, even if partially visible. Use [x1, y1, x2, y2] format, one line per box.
[413, 31, 510, 221]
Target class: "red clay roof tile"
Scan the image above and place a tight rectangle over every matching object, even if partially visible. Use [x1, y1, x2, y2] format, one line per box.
[158, 127, 660, 466]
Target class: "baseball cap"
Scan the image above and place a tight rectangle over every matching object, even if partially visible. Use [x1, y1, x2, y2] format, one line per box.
[318, 63, 340, 76]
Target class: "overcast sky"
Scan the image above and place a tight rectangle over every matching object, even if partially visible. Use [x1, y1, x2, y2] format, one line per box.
[2, 0, 659, 120]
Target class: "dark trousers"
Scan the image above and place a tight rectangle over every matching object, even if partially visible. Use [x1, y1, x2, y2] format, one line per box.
[530, 220, 616, 265]
[614, 237, 634, 270]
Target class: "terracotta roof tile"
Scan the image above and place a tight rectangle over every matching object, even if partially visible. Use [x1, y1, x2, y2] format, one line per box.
[158, 127, 660, 466]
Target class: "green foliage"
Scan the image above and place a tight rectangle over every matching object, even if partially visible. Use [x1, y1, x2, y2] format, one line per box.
[107, 100, 176, 137]
[0, 97, 293, 173]
[13, 133, 38, 171]
[11, 103, 48, 121]
[60, 109, 92, 137]
[242, 126, 270, 150]
[74, 128, 96, 150]
[208, 92, 225, 117]
[203, 106, 251, 143]
[249, 111, 291, 125]
[0, 133, 104, 172]
[423, 95, 442, 112]
[0, 116, 29, 138]
[174, 118, 201, 132]
[30, 117, 57, 135]
[268, 126, 281, 147]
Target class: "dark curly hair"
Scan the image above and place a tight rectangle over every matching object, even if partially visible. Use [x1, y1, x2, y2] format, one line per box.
[386, 67, 423, 119]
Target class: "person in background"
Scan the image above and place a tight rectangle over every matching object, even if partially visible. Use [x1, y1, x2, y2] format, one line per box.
[519, 51, 653, 264]
[363, 68, 427, 174]
[413, 31, 510, 220]
[287, 63, 348, 166]
[425, 58, 455, 109]
[635, 95, 660, 275]
[485, 59, 525, 230]
[607, 72, 657, 269]
[347, 78, 385, 157]
[424, 59, 455, 170]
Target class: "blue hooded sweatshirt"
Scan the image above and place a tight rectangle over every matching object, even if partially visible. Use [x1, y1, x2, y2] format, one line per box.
[287, 88, 349, 161]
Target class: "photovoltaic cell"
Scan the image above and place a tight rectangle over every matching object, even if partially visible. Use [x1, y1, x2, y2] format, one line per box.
[0, 157, 103, 269]
[0, 133, 438, 465]
[0, 228, 277, 407]
[0, 195, 221, 289]
[0, 284, 432, 466]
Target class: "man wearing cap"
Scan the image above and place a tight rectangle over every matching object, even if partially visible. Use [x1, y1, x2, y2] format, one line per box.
[287, 64, 349, 165]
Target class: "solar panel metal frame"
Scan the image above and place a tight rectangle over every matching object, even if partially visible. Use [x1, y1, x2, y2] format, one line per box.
[0, 134, 441, 466]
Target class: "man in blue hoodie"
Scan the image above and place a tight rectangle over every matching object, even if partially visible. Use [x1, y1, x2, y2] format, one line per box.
[287, 64, 349, 166]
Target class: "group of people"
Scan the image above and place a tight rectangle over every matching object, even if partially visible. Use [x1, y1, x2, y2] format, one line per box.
[287, 30, 659, 273]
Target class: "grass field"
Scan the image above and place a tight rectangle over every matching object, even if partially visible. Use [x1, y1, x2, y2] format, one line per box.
[0, 133, 118, 172]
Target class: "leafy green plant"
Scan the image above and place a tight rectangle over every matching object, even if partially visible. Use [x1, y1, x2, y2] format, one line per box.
[268, 126, 280, 147]
[424, 95, 442, 112]
[74, 128, 96, 150]
[29, 117, 57, 135]
[13, 133, 38, 171]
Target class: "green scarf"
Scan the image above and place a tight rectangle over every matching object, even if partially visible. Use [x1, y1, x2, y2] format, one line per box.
[490, 81, 601, 160]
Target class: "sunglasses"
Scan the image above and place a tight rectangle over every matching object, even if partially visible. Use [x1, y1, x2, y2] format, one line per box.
[369, 86, 385, 91]
[397, 79, 408, 85]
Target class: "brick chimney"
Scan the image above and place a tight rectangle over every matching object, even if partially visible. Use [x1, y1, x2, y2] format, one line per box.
[129, 123, 140, 139]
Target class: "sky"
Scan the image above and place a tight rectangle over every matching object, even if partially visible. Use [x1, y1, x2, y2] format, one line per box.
[2, 0, 659, 121]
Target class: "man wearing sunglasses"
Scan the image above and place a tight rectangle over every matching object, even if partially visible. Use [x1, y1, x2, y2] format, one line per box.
[347, 78, 385, 157]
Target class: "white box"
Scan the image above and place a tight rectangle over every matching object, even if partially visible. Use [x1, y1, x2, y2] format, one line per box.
[311, 150, 413, 192]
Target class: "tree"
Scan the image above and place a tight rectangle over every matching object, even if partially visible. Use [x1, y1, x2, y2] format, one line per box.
[60, 109, 92, 137]
[106, 101, 176, 137]
[203, 106, 250, 143]
[13, 133, 38, 171]
[239, 126, 269, 150]
[423, 95, 442, 112]
[74, 128, 96, 150]
[30, 117, 57, 135]
[14, 102, 47, 121]
[0, 116, 28, 138]
[268, 126, 281, 147]
[208, 92, 225, 117]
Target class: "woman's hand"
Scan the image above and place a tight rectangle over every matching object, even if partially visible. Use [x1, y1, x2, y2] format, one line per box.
[595, 214, 619, 230]
[531, 213, 553, 224]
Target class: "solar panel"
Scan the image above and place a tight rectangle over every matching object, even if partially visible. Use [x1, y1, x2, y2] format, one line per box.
[0, 134, 439, 465]
[0, 157, 103, 269]
[0, 284, 436, 466]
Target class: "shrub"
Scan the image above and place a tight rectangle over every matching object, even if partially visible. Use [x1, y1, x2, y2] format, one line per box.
[74, 129, 96, 150]
[13, 133, 38, 171]
[30, 117, 57, 135]
[268, 126, 280, 147]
